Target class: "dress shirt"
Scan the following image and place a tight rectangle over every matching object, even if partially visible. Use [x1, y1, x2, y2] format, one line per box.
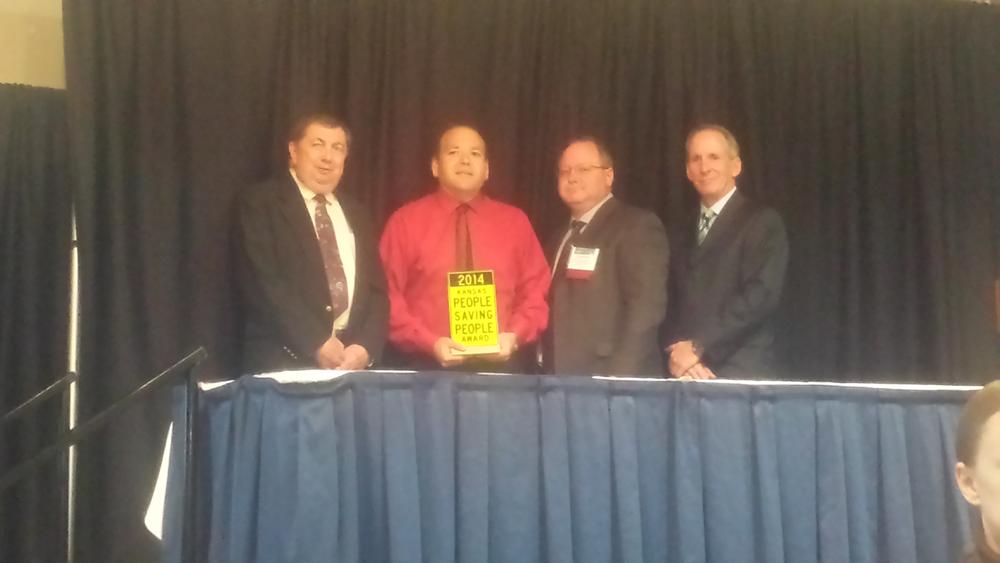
[699, 185, 738, 231]
[552, 192, 614, 276]
[290, 169, 356, 331]
[379, 189, 551, 355]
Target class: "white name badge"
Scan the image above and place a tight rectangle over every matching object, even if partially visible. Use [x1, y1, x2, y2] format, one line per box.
[566, 246, 599, 279]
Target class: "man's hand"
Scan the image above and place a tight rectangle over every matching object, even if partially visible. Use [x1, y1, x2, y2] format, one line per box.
[677, 362, 717, 380]
[315, 336, 346, 369]
[668, 340, 716, 379]
[335, 344, 370, 371]
[433, 337, 466, 368]
[667, 340, 698, 377]
[483, 332, 518, 362]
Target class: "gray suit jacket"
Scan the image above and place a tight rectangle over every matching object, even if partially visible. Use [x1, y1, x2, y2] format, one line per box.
[543, 197, 670, 375]
[234, 172, 388, 374]
[665, 189, 788, 377]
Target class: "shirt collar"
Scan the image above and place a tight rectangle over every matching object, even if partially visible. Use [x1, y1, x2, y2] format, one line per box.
[573, 192, 614, 227]
[290, 169, 337, 205]
[701, 185, 737, 217]
[433, 187, 488, 212]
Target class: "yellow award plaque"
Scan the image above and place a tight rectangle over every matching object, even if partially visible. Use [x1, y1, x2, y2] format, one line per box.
[447, 270, 500, 355]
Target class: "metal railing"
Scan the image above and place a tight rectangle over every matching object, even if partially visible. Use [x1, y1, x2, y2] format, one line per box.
[1, 347, 208, 563]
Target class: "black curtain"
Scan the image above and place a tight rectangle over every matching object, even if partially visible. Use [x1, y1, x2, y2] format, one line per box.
[0, 84, 71, 563]
[62, 0, 999, 560]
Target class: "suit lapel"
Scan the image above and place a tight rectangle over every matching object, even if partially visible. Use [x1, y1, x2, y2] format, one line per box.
[575, 197, 619, 247]
[548, 197, 620, 272]
[277, 174, 328, 289]
[694, 190, 747, 263]
[546, 228, 565, 266]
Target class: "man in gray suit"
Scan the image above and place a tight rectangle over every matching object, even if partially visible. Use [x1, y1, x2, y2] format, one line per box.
[665, 125, 788, 379]
[540, 137, 670, 375]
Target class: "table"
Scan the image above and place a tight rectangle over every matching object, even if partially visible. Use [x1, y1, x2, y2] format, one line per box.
[150, 371, 980, 563]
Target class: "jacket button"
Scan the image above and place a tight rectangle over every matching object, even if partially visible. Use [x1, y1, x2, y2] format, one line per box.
[325, 305, 333, 313]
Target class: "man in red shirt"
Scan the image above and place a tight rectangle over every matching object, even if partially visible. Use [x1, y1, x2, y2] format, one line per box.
[379, 125, 550, 370]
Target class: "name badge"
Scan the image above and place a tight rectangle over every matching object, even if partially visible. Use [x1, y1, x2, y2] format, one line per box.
[566, 246, 599, 280]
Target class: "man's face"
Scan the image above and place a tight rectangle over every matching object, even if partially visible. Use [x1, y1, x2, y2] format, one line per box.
[432, 126, 489, 199]
[558, 141, 613, 216]
[288, 123, 349, 194]
[957, 412, 1000, 549]
[686, 129, 742, 206]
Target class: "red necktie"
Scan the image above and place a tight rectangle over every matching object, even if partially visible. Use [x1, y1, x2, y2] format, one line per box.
[455, 203, 474, 270]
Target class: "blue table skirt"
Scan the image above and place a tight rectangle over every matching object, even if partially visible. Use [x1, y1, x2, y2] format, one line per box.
[161, 372, 976, 563]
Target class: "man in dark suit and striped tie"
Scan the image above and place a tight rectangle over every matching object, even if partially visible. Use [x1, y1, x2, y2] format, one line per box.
[665, 125, 789, 379]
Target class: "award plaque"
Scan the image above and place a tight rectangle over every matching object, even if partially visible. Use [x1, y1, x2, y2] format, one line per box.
[447, 270, 500, 355]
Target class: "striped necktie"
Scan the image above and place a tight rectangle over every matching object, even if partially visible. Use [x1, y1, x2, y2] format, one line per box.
[697, 209, 716, 245]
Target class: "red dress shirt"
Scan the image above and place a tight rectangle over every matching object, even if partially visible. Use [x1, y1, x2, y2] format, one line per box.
[379, 189, 550, 356]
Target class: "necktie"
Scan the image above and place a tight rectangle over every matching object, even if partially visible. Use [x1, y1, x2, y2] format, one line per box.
[455, 203, 474, 271]
[554, 220, 586, 279]
[697, 209, 716, 245]
[313, 194, 349, 318]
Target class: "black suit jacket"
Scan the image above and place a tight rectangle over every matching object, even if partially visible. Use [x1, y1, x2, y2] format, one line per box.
[665, 189, 788, 377]
[234, 172, 388, 374]
[543, 197, 670, 375]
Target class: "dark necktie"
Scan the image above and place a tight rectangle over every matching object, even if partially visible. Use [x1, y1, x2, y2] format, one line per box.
[455, 203, 474, 271]
[313, 194, 348, 318]
[554, 220, 586, 280]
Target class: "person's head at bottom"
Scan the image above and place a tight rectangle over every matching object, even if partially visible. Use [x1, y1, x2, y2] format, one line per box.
[955, 381, 1000, 561]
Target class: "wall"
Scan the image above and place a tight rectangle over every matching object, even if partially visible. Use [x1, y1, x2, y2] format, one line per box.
[0, 0, 64, 89]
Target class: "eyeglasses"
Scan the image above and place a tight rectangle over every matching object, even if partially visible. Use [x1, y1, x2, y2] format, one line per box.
[558, 164, 609, 178]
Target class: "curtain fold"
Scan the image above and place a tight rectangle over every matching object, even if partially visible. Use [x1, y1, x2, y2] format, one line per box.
[0, 83, 71, 563]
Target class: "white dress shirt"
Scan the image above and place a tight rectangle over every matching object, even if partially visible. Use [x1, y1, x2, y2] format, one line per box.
[699, 185, 738, 234]
[290, 169, 356, 331]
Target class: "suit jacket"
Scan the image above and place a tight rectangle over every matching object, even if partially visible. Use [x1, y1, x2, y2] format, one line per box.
[543, 197, 670, 375]
[234, 172, 388, 374]
[665, 189, 788, 377]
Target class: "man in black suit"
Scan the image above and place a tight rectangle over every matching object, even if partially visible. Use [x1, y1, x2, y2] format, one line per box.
[235, 113, 388, 374]
[541, 137, 670, 375]
[665, 125, 788, 379]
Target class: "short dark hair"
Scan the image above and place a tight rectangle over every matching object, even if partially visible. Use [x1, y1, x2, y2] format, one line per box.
[685, 124, 740, 158]
[564, 136, 614, 168]
[434, 123, 488, 160]
[287, 112, 352, 147]
[956, 381, 1000, 465]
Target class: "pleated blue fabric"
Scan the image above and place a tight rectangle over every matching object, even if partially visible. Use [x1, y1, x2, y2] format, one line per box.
[161, 373, 975, 563]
